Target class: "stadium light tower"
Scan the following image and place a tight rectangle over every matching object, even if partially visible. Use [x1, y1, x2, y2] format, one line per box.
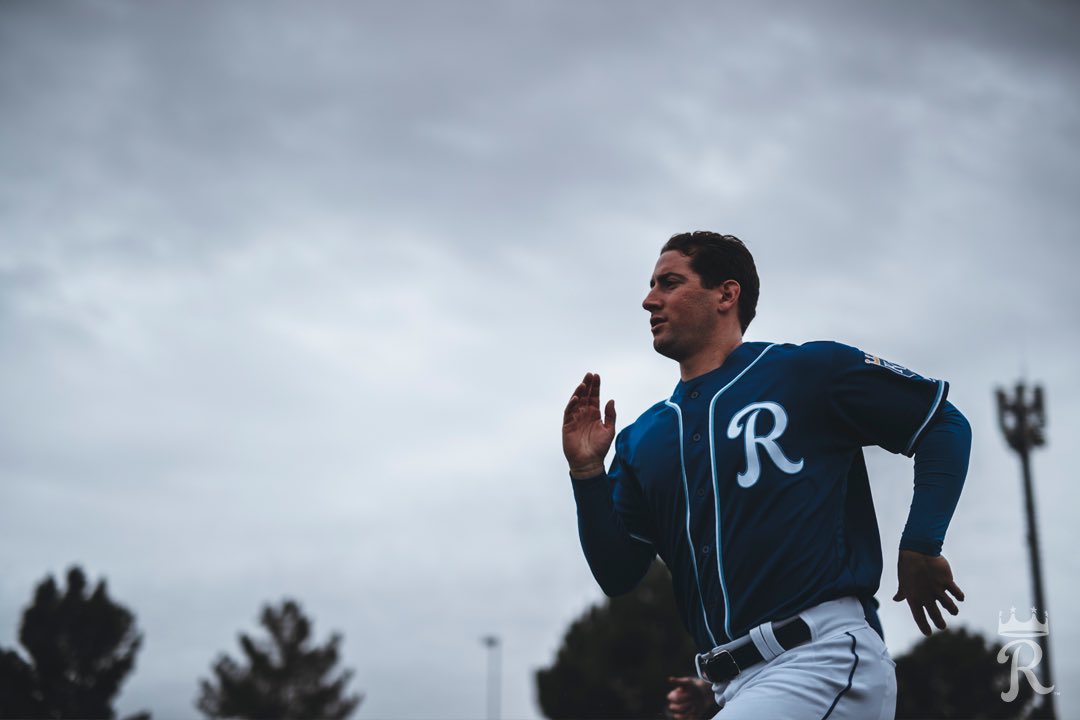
[481, 634, 501, 720]
[996, 381, 1055, 719]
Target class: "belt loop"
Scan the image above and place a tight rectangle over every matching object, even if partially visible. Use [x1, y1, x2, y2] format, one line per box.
[759, 622, 787, 658]
[748, 625, 780, 662]
[799, 606, 820, 642]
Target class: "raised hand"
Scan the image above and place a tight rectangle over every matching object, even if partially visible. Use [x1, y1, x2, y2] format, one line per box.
[893, 550, 965, 636]
[562, 372, 616, 479]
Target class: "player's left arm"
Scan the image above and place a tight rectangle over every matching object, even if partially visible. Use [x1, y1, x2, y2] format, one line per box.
[892, 401, 971, 636]
[822, 343, 973, 634]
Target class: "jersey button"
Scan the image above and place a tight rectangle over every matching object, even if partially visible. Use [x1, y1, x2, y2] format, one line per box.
[692, 432, 701, 442]
[701, 544, 710, 554]
[690, 390, 700, 399]
[696, 487, 706, 498]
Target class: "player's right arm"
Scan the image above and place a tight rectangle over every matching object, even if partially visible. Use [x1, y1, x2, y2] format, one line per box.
[563, 373, 656, 595]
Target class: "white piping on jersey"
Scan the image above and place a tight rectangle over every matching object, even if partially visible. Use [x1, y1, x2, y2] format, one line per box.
[628, 532, 655, 545]
[663, 399, 718, 648]
[904, 379, 946, 455]
[707, 342, 778, 641]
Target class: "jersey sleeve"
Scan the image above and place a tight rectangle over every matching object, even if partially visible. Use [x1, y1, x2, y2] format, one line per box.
[826, 343, 949, 456]
[570, 429, 657, 596]
[900, 401, 971, 555]
[610, 431, 659, 544]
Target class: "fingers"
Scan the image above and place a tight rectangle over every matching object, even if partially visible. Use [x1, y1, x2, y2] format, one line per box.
[925, 601, 947, 631]
[564, 374, 586, 406]
[899, 588, 954, 634]
[589, 375, 614, 422]
[666, 676, 700, 688]
[665, 689, 696, 720]
[939, 591, 960, 616]
[667, 689, 691, 705]
[895, 552, 966, 635]
[899, 592, 958, 633]
[666, 676, 712, 720]
[906, 596, 954, 635]
[947, 580, 965, 602]
[588, 372, 601, 409]
[579, 373, 593, 406]
[563, 374, 594, 422]
[565, 373, 615, 424]
[907, 598, 932, 637]
[562, 395, 579, 423]
[665, 677, 699, 716]
[571, 374, 599, 406]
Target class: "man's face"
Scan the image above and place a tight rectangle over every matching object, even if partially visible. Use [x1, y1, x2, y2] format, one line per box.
[642, 251, 725, 361]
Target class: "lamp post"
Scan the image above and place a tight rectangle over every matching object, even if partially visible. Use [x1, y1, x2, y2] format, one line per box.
[481, 634, 500, 720]
[996, 382, 1055, 719]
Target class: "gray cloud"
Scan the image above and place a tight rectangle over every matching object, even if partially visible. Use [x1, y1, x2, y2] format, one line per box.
[2, 2, 1078, 717]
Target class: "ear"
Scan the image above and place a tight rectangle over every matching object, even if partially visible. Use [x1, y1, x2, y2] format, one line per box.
[716, 280, 741, 312]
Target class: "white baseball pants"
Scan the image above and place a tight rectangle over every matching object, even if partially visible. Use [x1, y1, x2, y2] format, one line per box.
[703, 596, 896, 720]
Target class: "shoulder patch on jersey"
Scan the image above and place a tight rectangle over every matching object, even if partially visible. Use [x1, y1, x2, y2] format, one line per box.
[863, 352, 922, 380]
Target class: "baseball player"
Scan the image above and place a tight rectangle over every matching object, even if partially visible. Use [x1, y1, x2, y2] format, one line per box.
[562, 232, 970, 719]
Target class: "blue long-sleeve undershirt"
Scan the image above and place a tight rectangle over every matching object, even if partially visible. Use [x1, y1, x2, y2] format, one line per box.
[571, 473, 655, 596]
[898, 401, 971, 556]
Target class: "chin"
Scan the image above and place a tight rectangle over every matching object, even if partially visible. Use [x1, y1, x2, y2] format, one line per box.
[652, 338, 684, 361]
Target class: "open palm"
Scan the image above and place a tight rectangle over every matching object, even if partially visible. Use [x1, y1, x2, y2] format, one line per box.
[562, 372, 616, 479]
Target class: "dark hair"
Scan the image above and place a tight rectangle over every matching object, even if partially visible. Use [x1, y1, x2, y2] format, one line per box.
[661, 231, 759, 332]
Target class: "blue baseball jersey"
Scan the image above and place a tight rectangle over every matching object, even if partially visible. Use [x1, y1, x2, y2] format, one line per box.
[572, 340, 949, 651]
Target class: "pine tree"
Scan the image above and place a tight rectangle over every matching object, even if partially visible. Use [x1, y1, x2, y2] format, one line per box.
[536, 561, 697, 719]
[197, 599, 362, 719]
[0, 566, 145, 719]
[895, 626, 1034, 719]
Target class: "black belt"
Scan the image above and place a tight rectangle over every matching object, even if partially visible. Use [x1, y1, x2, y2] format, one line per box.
[697, 618, 811, 683]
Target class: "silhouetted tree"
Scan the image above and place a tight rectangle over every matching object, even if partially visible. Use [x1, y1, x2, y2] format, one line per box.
[0, 566, 145, 719]
[197, 599, 362, 719]
[0, 648, 45, 717]
[536, 561, 697, 719]
[895, 626, 1033, 719]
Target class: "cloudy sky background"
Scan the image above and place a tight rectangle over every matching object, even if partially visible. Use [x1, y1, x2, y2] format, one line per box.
[2, 1, 1079, 717]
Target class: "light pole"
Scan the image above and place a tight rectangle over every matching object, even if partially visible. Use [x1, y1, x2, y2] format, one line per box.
[481, 634, 501, 720]
[996, 381, 1055, 719]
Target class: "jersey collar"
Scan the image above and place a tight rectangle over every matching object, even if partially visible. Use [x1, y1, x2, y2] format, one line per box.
[670, 342, 773, 403]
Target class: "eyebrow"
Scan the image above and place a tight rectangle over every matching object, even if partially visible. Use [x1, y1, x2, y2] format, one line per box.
[649, 271, 686, 287]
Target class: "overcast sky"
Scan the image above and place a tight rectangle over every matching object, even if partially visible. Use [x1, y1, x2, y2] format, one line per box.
[2, 2, 1079, 718]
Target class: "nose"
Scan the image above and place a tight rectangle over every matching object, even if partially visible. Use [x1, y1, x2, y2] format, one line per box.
[642, 286, 661, 312]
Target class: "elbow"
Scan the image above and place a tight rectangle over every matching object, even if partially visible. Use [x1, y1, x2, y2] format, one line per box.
[588, 560, 637, 597]
[945, 402, 973, 449]
[958, 412, 972, 450]
[597, 574, 638, 598]
[587, 553, 650, 597]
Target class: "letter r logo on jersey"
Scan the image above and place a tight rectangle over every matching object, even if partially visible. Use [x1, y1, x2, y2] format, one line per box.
[726, 401, 805, 488]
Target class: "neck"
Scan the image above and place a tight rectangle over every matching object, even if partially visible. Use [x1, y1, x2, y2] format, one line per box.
[678, 334, 744, 381]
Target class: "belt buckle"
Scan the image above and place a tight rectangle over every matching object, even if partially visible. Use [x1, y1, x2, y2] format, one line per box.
[698, 647, 740, 683]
